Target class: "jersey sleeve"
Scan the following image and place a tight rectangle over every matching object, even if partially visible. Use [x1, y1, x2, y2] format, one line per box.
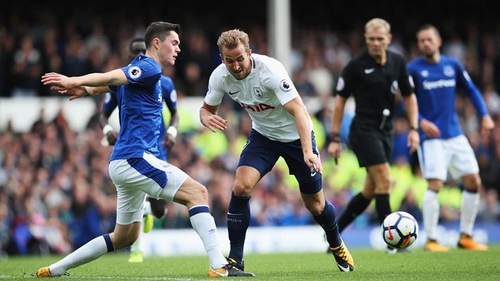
[102, 92, 117, 117]
[264, 58, 299, 105]
[335, 61, 355, 98]
[204, 66, 226, 106]
[454, 60, 489, 116]
[121, 57, 161, 87]
[160, 75, 177, 112]
[397, 56, 414, 97]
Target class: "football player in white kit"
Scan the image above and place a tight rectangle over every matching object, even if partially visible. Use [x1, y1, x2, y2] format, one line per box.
[200, 29, 354, 273]
[38, 21, 254, 278]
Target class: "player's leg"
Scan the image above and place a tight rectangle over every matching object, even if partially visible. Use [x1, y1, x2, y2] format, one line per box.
[226, 130, 278, 270]
[419, 139, 450, 252]
[128, 198, 150, 263]
[148, 197, 167, 219]
[450, 136, 487, 250]
[285, 133, 353, 272]
[132, 152, 254, 277]
[337, 175, 374, 233]
[38, 165, 145, 277]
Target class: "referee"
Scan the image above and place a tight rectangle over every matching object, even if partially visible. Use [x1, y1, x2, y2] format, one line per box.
[327, 18, 420, 253]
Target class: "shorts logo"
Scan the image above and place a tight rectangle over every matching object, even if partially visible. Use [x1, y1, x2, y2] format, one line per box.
[128, 66, 142, 79]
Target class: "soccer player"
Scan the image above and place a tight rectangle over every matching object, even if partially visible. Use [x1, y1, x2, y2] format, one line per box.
[407, 24, 494, 252]
[99, 38, 178, 263]
[199, 29, 354, 272]
[327, 18, 420, 254]
[38, 21, 254, 278]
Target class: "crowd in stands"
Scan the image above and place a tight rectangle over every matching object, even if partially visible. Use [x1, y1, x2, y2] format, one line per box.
[1, 1, 500, 256]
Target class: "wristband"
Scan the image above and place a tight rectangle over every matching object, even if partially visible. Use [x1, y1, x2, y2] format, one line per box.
[410, 126, 419, 131]
[167, 126, 178, 139]
[102, 124, 114, 135]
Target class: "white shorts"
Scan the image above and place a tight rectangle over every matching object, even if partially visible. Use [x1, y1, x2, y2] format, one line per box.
[109, 152, 189, 225]
[417, 135, 479, 181]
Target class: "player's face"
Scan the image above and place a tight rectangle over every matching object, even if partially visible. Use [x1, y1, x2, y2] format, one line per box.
[365, 26, 391, 60]
[157, 32, 181, 67]
[220, 43, 252, 80]
[417, 29, 441, 59]
[129, 42, 146, 60]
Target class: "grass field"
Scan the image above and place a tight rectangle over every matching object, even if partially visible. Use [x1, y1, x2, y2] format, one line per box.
[1, 245, 499, 280]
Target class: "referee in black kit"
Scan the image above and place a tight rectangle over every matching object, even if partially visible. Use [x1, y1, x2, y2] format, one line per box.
[327, 18, 420, 254]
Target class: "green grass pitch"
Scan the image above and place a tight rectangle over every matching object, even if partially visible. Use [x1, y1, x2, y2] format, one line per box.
[1, 245, 499, 280]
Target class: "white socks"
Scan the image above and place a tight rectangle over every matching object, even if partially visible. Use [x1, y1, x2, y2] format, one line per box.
[190, 211, 227, 269]
[460, 190, 479, 235]
[422, 189, 440, 240]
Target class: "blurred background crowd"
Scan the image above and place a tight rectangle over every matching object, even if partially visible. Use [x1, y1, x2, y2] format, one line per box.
[1, 0, 499, 256]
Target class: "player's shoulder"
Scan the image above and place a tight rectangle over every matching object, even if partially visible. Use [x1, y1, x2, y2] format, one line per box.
[440, 55, 462, 66]
[160, 74, 173, 84]
[252, 53, 284, 69]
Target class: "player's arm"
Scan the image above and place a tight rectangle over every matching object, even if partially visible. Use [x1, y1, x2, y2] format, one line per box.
[42, 69, 127, 100]
[402, 93, 420, 153]
[327, 94, 347, 160]
[457, 67, 495, 136]
[164, 104, 180, 149]
[200, 102, 227, 133]
[283, 97, 322, 174]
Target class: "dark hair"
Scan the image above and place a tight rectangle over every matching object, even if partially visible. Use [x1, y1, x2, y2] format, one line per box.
[144, 21, 181, 48]
[418, 24, 441, 39]
[128, 38, 146, 59]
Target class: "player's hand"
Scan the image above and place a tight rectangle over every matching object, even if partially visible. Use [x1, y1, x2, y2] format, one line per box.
[203, 114, 228, 133]
[481, 115, 495, 137]
[164, 134, 176, 150]
[407, 130, 420, 154]
[106, 131, 118, 146]
[327, 141, 341, 161]
[421, 119, 440, 138]
[304, 152, 322, 175]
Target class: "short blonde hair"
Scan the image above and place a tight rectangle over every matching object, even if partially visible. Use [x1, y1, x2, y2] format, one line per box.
[217, 29, 250, 53]
[364, 18, 391, 34]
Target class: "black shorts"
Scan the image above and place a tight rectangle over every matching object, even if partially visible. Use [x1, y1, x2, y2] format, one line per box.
[349, 123, 392, 167]
[238, 129, 322, 194]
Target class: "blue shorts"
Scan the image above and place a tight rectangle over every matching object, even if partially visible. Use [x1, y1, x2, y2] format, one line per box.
[238, 129, 322, 194]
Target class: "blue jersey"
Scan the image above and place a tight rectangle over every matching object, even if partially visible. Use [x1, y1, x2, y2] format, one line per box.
[109, 55, 163, 160]
[407, 55, 488, 141]
[104, 59, 177, 161]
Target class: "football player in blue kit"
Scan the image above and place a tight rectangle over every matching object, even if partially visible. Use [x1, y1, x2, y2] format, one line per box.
[99, 38, 179, 263]
[407, 24, 494, 252]
[39, 21, 254, 278]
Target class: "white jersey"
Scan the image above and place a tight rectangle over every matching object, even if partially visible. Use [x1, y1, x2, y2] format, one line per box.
[204, 54, 305, 142]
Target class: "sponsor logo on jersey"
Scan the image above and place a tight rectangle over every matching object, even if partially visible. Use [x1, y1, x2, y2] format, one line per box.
[240, 103, 275, 112]
[422, 79, 456, 90]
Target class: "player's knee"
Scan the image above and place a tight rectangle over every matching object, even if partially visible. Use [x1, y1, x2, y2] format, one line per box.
[232, 182, 253, 196]
[463, 174, 482, 191]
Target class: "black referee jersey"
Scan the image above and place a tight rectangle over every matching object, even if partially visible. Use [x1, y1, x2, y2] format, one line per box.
[335, 50, 413, 128]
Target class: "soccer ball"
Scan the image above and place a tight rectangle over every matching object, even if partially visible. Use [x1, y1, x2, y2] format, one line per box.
[381, 211, 419, 249]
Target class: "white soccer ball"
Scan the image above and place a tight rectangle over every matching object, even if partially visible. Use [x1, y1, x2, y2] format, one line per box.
[381, 211, 419, 249]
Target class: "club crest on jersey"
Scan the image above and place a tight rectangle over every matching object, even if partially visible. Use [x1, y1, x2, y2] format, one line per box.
[443, 65, 455, 77]
[253, 87, 263, 98]
[279, 79, 292, 92]
[128, 66, 142, 79]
